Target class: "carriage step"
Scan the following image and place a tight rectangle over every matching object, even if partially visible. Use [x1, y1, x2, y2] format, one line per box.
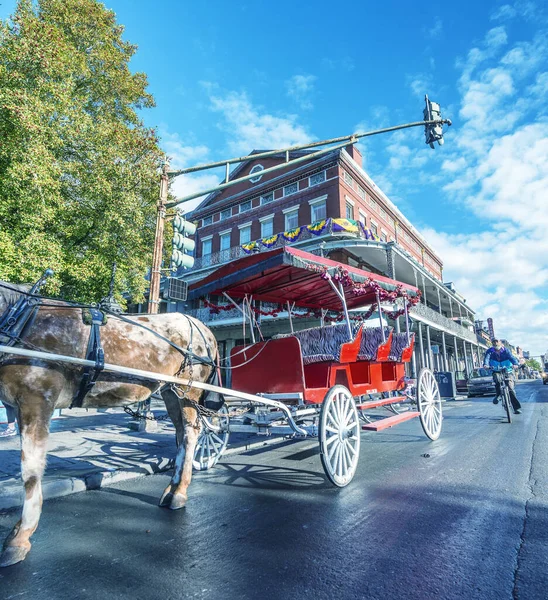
[357, 396, 407, 410]
[362, 411, 420, 431]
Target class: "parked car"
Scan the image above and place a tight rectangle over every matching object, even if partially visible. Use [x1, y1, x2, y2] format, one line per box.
[467, 368, 496, 397]
[542, 371, 548, 385]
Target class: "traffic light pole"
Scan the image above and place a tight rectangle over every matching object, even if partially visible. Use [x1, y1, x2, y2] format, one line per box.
[148, 107, 451, 313]
[148, 163, 169, 314]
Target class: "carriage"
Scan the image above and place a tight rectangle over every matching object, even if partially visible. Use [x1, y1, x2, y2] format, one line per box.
[0, 247, 442, 566]
[187, 246, 442, 487]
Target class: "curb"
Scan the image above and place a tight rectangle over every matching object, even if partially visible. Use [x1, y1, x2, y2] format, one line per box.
[0, 434, 294, 512]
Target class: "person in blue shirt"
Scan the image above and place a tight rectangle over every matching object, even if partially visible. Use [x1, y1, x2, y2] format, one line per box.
[483, 338, 522, 414]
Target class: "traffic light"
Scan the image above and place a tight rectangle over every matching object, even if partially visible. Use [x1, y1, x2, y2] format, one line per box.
[171, 212, 196, 270]
[423, 95, 448, 149]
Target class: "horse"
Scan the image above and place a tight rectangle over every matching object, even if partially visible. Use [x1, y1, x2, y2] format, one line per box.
[0, 281, 221, 567]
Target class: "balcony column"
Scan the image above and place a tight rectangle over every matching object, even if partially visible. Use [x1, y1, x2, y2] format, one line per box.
[436, 286, 442, 315]
[418, 321, 426, 370]
[421, 274, 427, 305]
[386, 246, 400, 333]
[463, 341, 470, 377]
[453, 336, 459, 372]
[426, 325, 434, 371]
[442, 331, 448, 371]
[449, 297, 454, 318]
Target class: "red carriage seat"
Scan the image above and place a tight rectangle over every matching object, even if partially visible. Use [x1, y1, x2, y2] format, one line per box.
[388, 332, 415, 362]
[275, 324, 355, 365]
[357, 327, 393, 361]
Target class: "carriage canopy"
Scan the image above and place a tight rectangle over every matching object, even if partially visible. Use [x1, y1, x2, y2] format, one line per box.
[188, 247, 420, 311]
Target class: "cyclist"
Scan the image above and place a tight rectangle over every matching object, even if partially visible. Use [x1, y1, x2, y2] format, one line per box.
[483, 338, 522, 414]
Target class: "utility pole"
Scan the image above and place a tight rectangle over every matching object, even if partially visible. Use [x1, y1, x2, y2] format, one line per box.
[148, 161, 169, 314]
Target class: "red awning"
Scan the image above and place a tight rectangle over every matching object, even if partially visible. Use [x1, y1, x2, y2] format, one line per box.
[188, 247, 420, 311]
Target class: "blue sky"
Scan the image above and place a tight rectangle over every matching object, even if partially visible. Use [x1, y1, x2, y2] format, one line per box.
[2, 1, 547, 355]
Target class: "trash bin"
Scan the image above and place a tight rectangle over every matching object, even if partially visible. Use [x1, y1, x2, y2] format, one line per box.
[434, 371, 456, 398]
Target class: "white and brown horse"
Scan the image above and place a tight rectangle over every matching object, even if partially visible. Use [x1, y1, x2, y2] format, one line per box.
[0, 282, 220, 567]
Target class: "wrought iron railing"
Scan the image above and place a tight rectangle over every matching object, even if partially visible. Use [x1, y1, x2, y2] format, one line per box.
[191, 219, 373, 271]
[410, 302, 477, 343]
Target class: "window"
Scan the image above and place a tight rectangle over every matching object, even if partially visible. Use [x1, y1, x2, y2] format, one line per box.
[310, 197, 327, 222]
[370, 221, 378, 236]
[380, 230, 388, 242]
[249, 164, 264, 183]
[380, 208, 387, 221]
[358, 211, 367, 226]
[202, 215, 213, 227]
[357, 185, 366, 200]
[260, 192, 274, 205]
[260, 217, 274, 238]
[239, 201, 251, 213]
[344, 171, 353, 186]
[219, 231, 231, 251]
[202, 238, 212, 256]
[220, 208, 232, 220]
[309, 171, 326, 186]
[285, 209, 299, 230]
[345, 202, 354, 220]
[284, 182, 298, 196]
[239, 225, 251, 245]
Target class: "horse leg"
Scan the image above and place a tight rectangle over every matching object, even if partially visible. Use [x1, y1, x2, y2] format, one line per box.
[1, 400, 53, 567]
[158, 388, 185, 507]
[166, 400, 201, 511]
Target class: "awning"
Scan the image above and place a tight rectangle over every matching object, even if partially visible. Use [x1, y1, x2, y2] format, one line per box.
[188, 247, 420, 311]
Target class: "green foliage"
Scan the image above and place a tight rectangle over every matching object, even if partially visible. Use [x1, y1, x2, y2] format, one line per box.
[525, 358, 541, 372]
[0, 0, 164, 304]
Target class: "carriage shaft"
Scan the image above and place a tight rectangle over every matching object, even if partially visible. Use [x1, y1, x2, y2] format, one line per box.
[0, 344, 308, 436]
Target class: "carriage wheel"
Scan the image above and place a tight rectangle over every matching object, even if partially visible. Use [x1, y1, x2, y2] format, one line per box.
[417, 368, 442, 441]
[319, 385, 361, 487]
[192, 404, 230, 471]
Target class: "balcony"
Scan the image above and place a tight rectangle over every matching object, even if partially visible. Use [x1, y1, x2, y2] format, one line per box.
[190, 218, 377, 272]
[410, 302, 477, 343]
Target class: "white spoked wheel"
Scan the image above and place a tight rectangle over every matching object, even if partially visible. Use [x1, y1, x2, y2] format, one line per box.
[417, 368, 443, 441]
[319, 385, 361, 488]
[192, 404, 230, 471]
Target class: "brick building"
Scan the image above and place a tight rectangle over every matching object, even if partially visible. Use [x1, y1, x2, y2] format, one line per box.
[190, 145, 444, 281]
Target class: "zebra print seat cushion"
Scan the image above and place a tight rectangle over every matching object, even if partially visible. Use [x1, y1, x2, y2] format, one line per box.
[275, 324, 353, 364]
[357, 327, 392, 361]
[388, 332, 413, 361]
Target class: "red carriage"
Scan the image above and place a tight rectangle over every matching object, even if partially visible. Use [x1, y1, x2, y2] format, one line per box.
[188, 246, 442, 486]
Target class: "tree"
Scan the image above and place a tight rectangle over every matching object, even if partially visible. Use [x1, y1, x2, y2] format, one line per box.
[526, 358, 541, 372]
[0, 0, 164, 304]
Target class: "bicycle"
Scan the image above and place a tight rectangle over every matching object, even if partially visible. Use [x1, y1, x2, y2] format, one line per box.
[492, 370, 512, 423]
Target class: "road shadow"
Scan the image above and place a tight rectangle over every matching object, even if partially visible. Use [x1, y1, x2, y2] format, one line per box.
[196, 461, 329, 490]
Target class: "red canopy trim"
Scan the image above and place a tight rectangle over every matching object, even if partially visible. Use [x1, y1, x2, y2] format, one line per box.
[188, 246, 420, 312]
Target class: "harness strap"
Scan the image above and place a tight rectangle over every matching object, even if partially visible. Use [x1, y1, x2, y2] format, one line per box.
[71, 309, 105, 408]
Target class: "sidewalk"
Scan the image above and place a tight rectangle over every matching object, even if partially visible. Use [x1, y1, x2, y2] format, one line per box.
[0, 402, 284, 512]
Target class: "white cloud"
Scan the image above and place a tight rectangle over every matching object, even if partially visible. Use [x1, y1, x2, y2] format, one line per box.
[422, 20, 548, 354]
[207, 88, 314, 155]
[424, 17, 443, 39]
[170, 173, 222, 214]
[285, 74, 317, 110]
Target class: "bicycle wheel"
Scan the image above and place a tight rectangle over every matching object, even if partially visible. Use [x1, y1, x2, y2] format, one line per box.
[502, 387, 512, 423]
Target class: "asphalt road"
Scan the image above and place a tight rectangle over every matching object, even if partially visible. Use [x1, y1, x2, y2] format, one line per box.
[1, 380, 547, 600]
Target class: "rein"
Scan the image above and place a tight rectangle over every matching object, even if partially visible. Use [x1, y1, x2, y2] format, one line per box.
[0, 280, 215, 369]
